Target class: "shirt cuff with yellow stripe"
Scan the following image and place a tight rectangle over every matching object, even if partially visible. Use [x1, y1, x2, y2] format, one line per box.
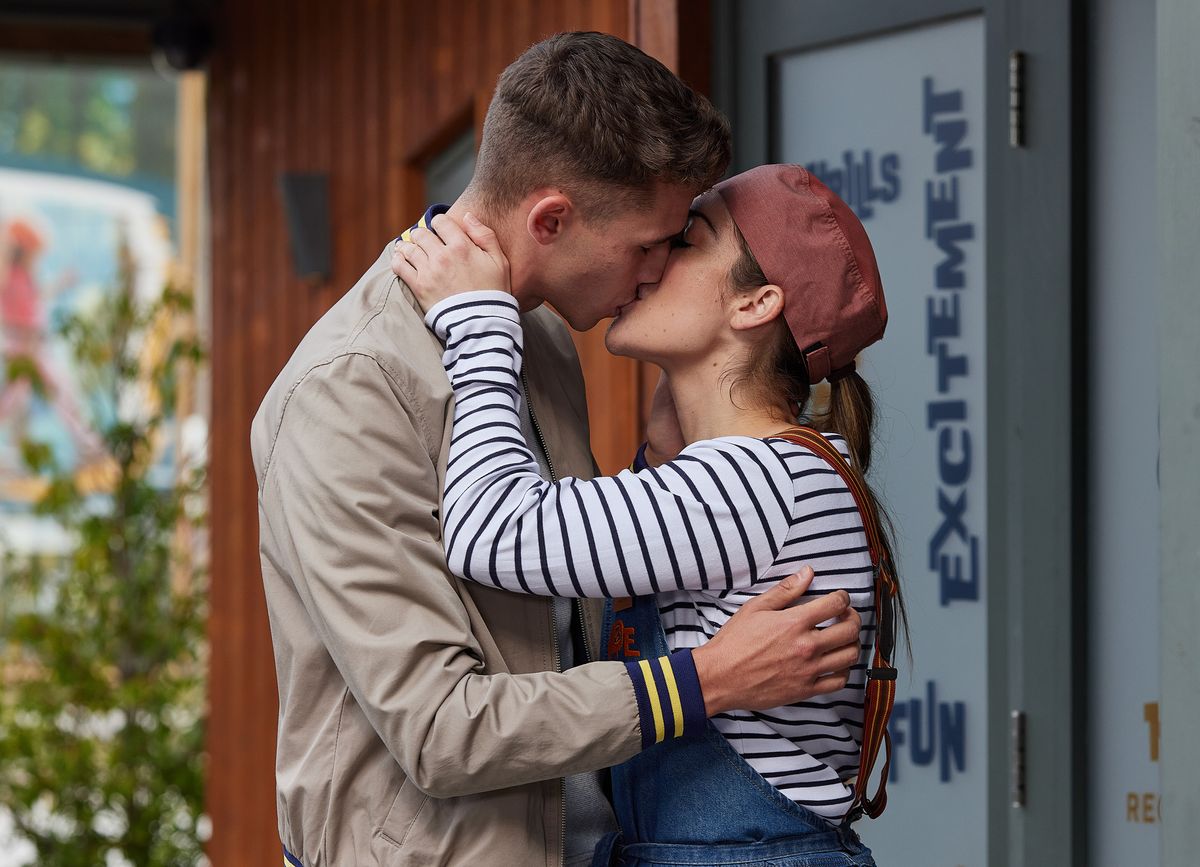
[625, 650, 706, 749]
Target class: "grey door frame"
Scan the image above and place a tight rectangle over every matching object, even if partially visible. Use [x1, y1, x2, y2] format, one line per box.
[712, 1, 1085, 864]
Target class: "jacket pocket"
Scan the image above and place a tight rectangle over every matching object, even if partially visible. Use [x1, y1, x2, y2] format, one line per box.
[373, 776, 430, 853]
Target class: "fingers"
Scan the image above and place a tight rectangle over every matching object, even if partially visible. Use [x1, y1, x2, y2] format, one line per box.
[814, 604, 860, 641]
[428, 214, 468, 251]
[810, 670, 852, 696]
[740, 566, 815, 613]
[818, 631, 863, 666]
[791, 587, 852, 629]
[391, 242, 421, 284]
[393, 217, 458, 287]
[397, 238, 427, 263]
[397, 213, 504, 271]
[392, 253, 416, 284]
[462, 212, 502, 256]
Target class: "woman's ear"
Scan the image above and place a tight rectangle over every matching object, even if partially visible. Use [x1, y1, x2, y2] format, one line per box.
[729, 283, 785, 332]
[526, 193, 574, 246]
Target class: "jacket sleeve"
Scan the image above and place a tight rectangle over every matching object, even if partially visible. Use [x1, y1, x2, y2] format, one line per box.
[256, 351, 648, 797]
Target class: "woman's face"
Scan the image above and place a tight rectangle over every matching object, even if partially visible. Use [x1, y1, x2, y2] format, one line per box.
[604, 191, 744, 367]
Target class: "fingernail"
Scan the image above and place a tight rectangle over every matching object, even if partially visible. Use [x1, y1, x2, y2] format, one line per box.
[464, 211, 480, 224]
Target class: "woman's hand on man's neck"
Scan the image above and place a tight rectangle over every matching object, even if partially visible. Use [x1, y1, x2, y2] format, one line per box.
[445, 196, 544, 312]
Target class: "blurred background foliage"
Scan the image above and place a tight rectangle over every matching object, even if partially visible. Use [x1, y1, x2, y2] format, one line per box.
[0, 242, 207, 865]
[0, 56, 204, 866]
[0, 62, 176, 183]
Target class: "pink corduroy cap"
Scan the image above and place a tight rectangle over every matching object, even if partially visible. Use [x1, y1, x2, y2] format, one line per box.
[713, 164, 888, 384]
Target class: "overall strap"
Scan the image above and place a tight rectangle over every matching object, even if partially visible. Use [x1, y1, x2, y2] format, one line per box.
[773, 426, 898, 821]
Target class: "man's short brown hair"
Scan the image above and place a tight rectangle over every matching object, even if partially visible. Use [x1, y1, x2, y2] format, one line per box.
[471, 31, 731, 220]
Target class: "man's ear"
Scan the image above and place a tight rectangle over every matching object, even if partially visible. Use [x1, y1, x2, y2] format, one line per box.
[526, 193, 575, 246]
[730, 284, 786, 332]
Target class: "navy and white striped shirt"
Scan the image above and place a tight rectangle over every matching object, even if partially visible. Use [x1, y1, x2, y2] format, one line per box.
[427, 291, 875, 822]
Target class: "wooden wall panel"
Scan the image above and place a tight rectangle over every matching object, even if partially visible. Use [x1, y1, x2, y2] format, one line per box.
[205, 2, 706, 863]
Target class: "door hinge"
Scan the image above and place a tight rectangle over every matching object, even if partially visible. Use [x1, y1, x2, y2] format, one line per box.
[1010, 709, 1027, 807]
[1009, 51, 1026, 148]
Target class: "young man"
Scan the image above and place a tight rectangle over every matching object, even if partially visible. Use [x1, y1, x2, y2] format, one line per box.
[252, 32, 863, 867]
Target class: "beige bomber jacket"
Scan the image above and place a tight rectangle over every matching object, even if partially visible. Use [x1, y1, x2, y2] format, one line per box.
[251, 246, 643, 866]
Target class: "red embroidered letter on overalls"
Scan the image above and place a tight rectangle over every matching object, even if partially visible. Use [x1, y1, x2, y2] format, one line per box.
[607, 620, 639, 658]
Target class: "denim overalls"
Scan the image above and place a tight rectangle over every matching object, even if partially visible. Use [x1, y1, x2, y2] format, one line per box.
[593, 595, 876, 867]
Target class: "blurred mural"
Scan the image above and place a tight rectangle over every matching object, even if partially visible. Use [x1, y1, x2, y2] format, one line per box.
[0, 58, 204, 867]
[0, 61, 176, 552]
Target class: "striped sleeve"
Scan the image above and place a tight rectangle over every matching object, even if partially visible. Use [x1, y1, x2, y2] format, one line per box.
[425, 290, 796, 600]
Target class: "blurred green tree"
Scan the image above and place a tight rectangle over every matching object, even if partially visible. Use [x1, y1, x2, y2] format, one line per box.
[0, 237, 207, 866]
[0, 64, 176, 181]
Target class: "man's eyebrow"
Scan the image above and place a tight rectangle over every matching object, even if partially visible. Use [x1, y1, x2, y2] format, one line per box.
[646, 225, 686, 246]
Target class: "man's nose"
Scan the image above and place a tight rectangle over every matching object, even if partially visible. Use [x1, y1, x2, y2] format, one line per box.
[638, 244, 671, 285]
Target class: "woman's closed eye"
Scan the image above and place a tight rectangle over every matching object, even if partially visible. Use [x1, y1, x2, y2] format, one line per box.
[669, 217, 695, 250]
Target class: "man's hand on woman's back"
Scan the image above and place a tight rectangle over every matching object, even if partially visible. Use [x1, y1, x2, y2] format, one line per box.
[691, 566, 862, 716]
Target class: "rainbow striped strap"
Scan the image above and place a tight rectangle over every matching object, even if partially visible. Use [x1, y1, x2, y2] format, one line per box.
[624, 650, 706, 749]
[283, 847, 303, 867]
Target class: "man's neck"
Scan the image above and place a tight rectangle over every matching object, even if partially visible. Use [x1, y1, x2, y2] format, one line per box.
[446, 196, 543, 312]
[444, 195, 482, 228]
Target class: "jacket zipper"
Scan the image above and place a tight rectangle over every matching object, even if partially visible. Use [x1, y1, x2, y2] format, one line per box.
[520, 372, 595, 665]
[521, 368, 568, 867]
[522, 367, 557, 484]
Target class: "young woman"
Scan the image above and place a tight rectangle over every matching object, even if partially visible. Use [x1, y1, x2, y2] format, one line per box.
[395, 165, 903, 867]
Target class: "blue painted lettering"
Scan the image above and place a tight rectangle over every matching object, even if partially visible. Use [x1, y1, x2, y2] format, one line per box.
[934, 223, 975, 290]
[933, 341, 969, 393]
[924, 78, 973, 172]
[806, 149, 901, 221]
[888, 680, 969, 783]
[937, 427, 971, 486]
[923, 76, 981, 608]
[926, 294, 961, 352]
[937, 535, 981, 604]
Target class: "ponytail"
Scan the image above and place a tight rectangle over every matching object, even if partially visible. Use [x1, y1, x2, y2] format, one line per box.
[819, 369, 875, 472]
